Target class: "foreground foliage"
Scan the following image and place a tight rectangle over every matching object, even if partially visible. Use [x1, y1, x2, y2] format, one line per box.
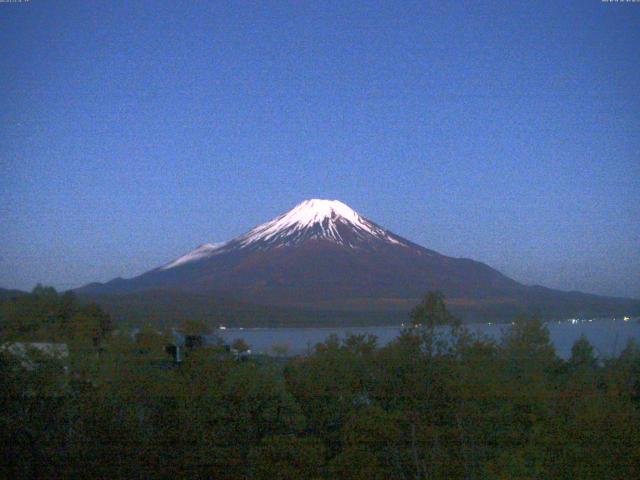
[1, 288, 639, 479]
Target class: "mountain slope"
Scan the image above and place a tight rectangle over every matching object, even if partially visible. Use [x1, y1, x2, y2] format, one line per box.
[77, 199, 640, 323]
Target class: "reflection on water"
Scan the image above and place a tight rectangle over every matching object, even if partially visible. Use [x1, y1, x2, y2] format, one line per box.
[211, 318, 640, 359]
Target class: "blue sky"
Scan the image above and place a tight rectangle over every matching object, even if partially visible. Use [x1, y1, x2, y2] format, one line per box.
[1, 1, 639, 298]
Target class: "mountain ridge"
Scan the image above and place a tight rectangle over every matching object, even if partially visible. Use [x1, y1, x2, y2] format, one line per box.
[77, 199, 640, 323]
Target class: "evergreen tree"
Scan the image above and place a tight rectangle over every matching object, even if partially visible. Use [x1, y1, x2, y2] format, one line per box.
[569, 335, 598, 370]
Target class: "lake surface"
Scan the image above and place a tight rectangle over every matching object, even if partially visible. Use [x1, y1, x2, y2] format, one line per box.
[213, 317, 640, 359]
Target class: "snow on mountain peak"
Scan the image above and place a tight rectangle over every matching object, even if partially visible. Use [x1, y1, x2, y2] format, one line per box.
[160, 242, 225, 270]
[237, 198, 407, 248]
[160, 199, 408, 271]
[271, 199, 361, 229]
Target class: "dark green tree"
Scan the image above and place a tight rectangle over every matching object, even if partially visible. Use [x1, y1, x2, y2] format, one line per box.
[232, 337, 250, 353]
[409, 291, 459, 329]
[568, 335, 598, 370]
[248, 435, 325, 480]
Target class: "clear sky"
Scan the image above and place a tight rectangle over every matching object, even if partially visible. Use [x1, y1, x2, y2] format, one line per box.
[1, 0, 639, 298]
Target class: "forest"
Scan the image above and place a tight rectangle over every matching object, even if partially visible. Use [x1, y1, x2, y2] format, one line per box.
[1, 287, 639, 479]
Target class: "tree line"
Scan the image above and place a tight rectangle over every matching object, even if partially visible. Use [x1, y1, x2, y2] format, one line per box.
[1, 288, 639, 479]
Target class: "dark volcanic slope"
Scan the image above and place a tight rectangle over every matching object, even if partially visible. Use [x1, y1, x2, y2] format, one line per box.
[77, 199, 640, 322]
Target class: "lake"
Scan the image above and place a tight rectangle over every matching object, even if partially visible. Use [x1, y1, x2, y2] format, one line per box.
[213, 317, 640, 359]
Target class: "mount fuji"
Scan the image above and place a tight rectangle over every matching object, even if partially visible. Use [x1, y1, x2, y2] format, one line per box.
[78, 199, 639, 324]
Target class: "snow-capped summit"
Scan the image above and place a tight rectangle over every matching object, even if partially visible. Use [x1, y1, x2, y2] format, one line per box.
[234, 199, 407, 249]
[159, 199, 408, 271]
